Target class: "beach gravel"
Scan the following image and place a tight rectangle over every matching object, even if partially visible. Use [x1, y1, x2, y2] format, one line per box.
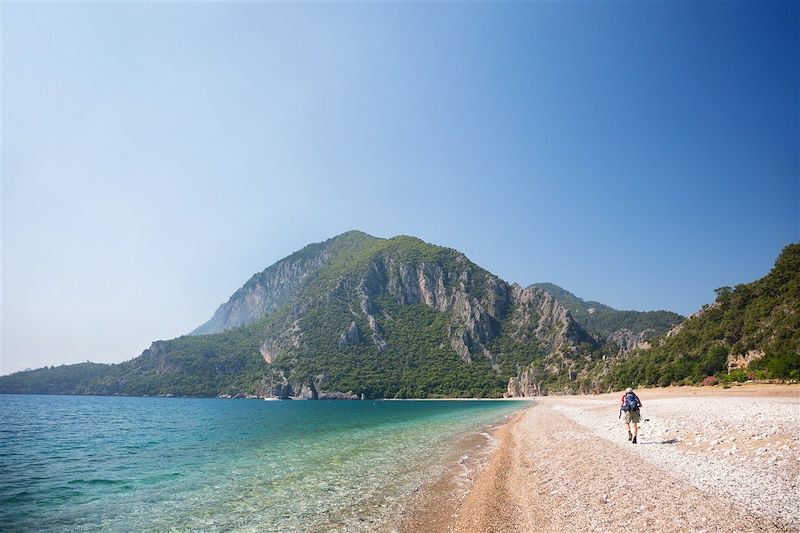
[401, 385, 799, 533]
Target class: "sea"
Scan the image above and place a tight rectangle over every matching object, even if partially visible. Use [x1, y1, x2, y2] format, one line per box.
[0, 395, 526, 532]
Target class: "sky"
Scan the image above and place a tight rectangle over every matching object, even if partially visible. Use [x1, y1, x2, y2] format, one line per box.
[2, 1, 798, 375]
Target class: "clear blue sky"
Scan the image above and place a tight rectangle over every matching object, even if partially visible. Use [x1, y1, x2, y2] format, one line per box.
[2, 2, 798, 374]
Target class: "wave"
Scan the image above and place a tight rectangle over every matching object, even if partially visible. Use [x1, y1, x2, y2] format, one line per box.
[67, 478, 127, 486]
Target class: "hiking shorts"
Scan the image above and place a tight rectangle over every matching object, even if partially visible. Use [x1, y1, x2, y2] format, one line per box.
[625, 410, 641, 424]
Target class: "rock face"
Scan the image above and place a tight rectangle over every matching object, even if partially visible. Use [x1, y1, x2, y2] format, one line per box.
[499, 285, 598, 396]
[191, 239, 339, 335]
[606, 328, 653, 356]
[366, 314, 388, 351]
[349, 251, 510, 362]
[506, 366, 547, 397]
[728, 349, 765, 371]
[509, 284, 594, 352]
[338, 321, 362, 348]
[530, 282, 685, 339]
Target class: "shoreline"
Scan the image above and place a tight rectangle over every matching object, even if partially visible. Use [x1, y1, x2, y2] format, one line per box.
[400, 384, 799, 532]
[3, 382, 796, 401]
[397, 405, 531, 532]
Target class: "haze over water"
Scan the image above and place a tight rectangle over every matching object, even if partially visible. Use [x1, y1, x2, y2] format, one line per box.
[0, 395, 524, 532]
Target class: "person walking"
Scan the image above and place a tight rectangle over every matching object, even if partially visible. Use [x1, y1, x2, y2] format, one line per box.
[620, 387, 642, 443]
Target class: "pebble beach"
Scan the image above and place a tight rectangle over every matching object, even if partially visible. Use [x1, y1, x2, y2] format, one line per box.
[401, 384, 800, 533]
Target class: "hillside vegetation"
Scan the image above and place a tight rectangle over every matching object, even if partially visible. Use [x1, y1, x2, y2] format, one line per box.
[531, 282, 684, 339]
[608, 243, 800, 388]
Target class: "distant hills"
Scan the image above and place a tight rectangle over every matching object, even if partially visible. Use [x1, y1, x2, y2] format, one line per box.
[1, 233, 796, 398]
[530, 283, 683, 339]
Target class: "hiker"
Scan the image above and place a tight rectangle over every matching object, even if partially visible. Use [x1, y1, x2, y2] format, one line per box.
[620, 387, 642, 443]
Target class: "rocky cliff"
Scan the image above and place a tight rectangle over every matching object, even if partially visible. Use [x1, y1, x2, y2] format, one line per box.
[228, 235, 595, 398]
[606, 328, 652, 356]
[191, 232, 379, 335]
[530, 282, 684, 340]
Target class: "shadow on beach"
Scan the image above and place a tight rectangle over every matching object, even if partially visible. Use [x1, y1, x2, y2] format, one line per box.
[639, 438, 679, 445]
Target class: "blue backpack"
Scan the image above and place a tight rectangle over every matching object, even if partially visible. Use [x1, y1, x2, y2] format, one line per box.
[622, 392, 640, 412]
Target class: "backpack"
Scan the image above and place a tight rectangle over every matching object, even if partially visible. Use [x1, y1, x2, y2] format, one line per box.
[622, 392, 639, 412]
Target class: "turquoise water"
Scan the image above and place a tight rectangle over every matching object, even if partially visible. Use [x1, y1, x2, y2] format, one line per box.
[0, 395, 525, 532]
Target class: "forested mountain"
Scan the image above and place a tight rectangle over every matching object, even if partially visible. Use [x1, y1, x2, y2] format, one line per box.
[1, 234, 796, 398]
[530, 283, 684, 339]
[608, 243, 800, 388]
[0, 232, 597, 398]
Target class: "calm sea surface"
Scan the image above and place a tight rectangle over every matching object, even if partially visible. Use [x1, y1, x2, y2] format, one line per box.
[0, 395, 525, 532]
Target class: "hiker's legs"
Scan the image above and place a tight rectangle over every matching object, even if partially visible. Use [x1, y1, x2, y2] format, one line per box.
[626, 411, 640, 443]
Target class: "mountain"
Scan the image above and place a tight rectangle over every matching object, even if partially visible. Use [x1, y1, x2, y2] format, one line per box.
[530, 283, 684, 354]
[0, 231, 598, 398]
[608, 243, 800, 388]
[530, 283, 684, 338]
[215, 230, 599, 398]
[4, 233, 794, 398]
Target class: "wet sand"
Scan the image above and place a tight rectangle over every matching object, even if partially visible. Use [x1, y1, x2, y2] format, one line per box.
[400, 384, 799, 533]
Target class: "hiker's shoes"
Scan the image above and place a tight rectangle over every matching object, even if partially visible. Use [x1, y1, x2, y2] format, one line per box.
[627, 431, 633, 441]
[632, 436, 637, 444]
